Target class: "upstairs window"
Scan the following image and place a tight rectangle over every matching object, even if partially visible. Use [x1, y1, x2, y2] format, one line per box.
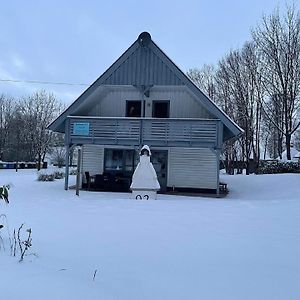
[152, 101, 170, 118]
[126, 101, 141, 117]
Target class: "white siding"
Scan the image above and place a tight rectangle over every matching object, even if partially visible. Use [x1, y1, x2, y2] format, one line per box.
[82, 145, 104, 179]
[85, 86, 213, 119]
[148, 88, 212, 118]
[167, 147, 218, 189]
[87, 89, 141, 117]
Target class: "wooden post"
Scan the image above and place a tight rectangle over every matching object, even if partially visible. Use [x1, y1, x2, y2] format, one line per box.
[216, 121, 223, 197]
[64, 145, 70, 190]
[64, 118, 70, 190]
[76, 148, 82, 196]
[216, 149, 221, 196]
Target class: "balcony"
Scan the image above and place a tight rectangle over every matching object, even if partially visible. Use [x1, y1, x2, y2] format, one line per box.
[67, 116, 221, 148]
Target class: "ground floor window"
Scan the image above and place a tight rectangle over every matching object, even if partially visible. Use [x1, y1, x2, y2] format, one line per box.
[104, 149, 136, 174]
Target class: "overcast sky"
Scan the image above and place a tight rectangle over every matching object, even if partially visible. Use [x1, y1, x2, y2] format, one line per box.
[0, 0, 298, 104]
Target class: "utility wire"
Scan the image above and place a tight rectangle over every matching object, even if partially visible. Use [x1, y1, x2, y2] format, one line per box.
[0, 78, 90, 87]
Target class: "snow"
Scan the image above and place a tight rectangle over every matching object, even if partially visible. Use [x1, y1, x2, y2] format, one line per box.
[0, 169, 300, 300]
[278, 147, 300, 162]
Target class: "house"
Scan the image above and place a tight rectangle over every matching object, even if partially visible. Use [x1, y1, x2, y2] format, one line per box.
[48, 32, 243, 194]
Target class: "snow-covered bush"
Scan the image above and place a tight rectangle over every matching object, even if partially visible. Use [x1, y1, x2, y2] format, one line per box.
[257, 160, 299, 174]
[53, 170, 65, 179]
[37, 168, 64, 181]
[37, 172, 55, 181]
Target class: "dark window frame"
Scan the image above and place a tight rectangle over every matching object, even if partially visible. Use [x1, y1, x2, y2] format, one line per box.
[126, 100, 142, 117]
[152, 100, 170, 118]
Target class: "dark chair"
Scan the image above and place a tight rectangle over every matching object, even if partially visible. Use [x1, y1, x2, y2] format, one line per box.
[85, 171, 95, 190]
[95, 174, 105, 190]
[103, 172, 115, 190]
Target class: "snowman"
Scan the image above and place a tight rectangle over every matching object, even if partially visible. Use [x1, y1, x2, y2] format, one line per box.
[130, 145, 160, 200]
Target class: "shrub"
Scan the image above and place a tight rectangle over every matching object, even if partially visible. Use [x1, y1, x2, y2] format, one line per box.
[257, 160, 300, 174]
[37, 168, 65, 181]
[53, 171, 65, 179]
[37, 173, 55, 181]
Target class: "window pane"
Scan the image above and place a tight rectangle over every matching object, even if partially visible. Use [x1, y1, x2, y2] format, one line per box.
[152, 101, 169, 118]
[105, 149, 123, 171]
[126, 101, 141, 117]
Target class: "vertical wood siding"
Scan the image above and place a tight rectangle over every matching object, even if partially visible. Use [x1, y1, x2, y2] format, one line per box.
[148, 88, 212, 118]
[82, 145, 104, 178]
[86, 87, 212, 119]
[167, 147, 218, 189]
[87, 89, 140, 117]
[103, 46, 183, 86]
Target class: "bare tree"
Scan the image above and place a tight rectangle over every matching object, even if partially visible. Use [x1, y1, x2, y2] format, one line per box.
[294, 128, 300, 150]
[18, 90, 64, 169]
[51, 147, 66, 168]
[262, 94, 285, 158]
[187, 64, 217, 102]
[0, 95, 15, 161]
[252, 5, 300, 160]
[215, 42, 264, 173]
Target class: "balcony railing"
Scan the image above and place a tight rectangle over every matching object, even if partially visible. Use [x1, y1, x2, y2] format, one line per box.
[67, 116, 220, 148]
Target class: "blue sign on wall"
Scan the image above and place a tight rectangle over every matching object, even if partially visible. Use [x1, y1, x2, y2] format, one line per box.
[73, 122, 90, 136]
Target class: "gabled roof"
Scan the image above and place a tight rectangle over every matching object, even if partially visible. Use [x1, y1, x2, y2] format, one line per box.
[49, 32, 243, 140]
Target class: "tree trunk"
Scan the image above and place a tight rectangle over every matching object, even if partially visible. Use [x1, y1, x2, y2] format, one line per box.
[245, 161, 250, 175]
[37, 153, 42, 171]
[286, 134, 292, 160]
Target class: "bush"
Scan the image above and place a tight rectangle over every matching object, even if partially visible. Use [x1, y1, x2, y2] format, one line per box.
[37, 173, 55, 181]
[53, 171, 65, 179]
[37, 167, 65, 181]
[257, 160, 300, 174]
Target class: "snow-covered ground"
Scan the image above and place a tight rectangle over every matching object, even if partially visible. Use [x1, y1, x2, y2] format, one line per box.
[0, 169, 299, 300]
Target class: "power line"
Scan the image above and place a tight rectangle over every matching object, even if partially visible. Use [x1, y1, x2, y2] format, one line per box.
[0, 78, 90, 87]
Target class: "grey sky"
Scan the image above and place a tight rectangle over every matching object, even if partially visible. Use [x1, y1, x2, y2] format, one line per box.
[0, 0, 298, 104]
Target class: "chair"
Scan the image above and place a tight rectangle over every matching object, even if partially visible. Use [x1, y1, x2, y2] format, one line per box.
[103, 172, 115, 190]
[95, 174, 105, 190]
[85, 171, 95, 190]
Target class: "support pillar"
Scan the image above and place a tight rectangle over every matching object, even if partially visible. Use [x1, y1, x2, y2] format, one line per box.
[64, 145, 70, 190]
[215, 149, 221, 196]
[76, 148, 82, 196]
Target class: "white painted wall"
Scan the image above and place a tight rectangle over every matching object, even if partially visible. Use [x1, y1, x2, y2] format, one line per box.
[167, 147, 218, 189]
[82, 145, 104, 181]
[85, 86, 212, 119]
